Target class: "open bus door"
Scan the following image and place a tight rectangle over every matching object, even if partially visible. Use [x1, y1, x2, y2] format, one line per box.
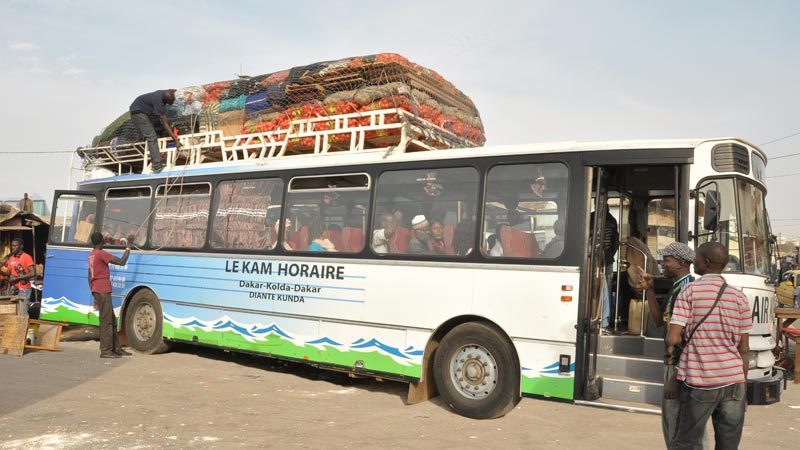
[581, 167, 610, 400]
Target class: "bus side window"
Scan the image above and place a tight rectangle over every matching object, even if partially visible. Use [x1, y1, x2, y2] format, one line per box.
[50, 194, 98, 245]
[101, 187, 152, 247]
[284, 174, 370, 254]
[482, 163, 569, 259]
[210, 178, 284, 251]
[152, 183, 212, 249]
[371, 167, 479, 257]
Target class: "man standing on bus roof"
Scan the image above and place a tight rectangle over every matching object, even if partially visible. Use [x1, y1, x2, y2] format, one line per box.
[639, 242, 706, 448]
[3, 238, 35, 316]
[667, 242, 751, 450]
[129, 89, 181, 174]
[88, 231, 133, 358]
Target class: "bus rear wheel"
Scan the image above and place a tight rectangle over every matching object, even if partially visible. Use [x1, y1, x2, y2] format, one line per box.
[433, 322, 520, 419]
[124, 289, 171, 354]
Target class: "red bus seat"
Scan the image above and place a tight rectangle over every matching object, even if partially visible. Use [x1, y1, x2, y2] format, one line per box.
[390, 227, 411, 253]
[327, 228, 344, 252]
[343, 227, 365, 252]
[499, 225, 538, 258]
[292, 225, 309, 251]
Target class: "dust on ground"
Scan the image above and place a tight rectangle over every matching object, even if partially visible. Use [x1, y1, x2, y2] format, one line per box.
[1, 339, 798, 449]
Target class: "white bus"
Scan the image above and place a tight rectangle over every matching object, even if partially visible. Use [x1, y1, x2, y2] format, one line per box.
[42, 136, 780, 418]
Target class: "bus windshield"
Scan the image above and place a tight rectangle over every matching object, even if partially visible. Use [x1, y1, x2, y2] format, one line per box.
[696, 178, 769, 275]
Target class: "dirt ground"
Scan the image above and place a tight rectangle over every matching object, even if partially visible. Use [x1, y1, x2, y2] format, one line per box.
[1, 334, 799, 449]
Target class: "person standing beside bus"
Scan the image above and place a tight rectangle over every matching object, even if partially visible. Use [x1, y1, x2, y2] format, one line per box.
[667, 242, 751, 450]
[4, 238, 35, 315]
[639, 242, 705, 448]
[88, 231, 133, 359]
[129, 89, 181, 173]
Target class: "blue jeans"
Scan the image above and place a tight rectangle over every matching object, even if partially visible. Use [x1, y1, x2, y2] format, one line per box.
[670, 383, 746, 450]
[663, 366, 708, 449]
[131, 112, 162, 167]
[16, 287, 31, 317]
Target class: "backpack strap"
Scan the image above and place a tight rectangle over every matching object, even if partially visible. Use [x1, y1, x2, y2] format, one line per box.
[686, 281, 727, 344]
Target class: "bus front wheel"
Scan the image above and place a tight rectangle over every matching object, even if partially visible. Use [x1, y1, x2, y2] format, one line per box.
[124, 290, 171, 354]
[433, 322, 520, 419]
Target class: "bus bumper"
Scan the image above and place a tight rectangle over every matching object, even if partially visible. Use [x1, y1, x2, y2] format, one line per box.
[746, 371, 783, 405]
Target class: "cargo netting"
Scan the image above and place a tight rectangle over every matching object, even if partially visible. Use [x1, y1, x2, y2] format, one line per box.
[82, 53, 485, 174]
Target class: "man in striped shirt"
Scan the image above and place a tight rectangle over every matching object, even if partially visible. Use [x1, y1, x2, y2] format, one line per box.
[667, 242, 751, 450]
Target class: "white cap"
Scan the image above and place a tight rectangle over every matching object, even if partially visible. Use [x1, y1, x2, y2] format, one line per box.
[411, 215, 429, 230]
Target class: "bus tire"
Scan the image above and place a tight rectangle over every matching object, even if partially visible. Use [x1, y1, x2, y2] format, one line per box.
[124, 289, 171, 354]
[433, 322, 520, 419]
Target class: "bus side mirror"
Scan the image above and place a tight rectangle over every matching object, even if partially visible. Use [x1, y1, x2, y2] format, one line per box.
[703, 190, 720, 231]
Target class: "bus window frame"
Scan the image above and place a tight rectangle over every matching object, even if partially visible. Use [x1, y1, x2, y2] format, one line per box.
[49, 190, 101, 247]
[209, 177, 285, 252]
[284, 173, 372, 255]
[101, 185, 153, 249]
[368, 165, 482, 258]
[288, 173, 371, 193]
[149, 181, 214, 250]
[480, 160, 572, 263]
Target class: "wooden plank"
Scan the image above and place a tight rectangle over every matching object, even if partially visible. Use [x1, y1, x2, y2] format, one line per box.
[0, 315, 27, 356]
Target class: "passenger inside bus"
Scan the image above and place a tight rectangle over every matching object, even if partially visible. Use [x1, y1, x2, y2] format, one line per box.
[372, 213, 397, 254]
[408, 215, 432, 255]
[429, 220, 453, 255]
[308, 220, 337, 252]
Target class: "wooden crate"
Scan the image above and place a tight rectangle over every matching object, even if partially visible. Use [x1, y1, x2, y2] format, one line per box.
[0, 315, 27, 356]
[26, 319, 66, 352]
[0, 296, 25, 316]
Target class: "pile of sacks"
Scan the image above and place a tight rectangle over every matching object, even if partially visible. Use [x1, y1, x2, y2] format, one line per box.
[93, 53, 485, 149]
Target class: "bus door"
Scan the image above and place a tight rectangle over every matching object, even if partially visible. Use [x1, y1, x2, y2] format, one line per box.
[42, 190, 100, 322]
[582, 167, 610, 400]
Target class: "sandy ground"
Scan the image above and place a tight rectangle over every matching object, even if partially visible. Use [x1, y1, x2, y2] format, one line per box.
[1, 337, 799, 449]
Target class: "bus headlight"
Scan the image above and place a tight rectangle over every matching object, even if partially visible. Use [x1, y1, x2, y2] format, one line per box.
[748, 352, 758, 369]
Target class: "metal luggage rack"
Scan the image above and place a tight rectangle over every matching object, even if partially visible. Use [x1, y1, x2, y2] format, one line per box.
[76, 108, 479, 176]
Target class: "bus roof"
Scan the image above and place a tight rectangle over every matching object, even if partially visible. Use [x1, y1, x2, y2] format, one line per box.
[79, 137, 765, 186]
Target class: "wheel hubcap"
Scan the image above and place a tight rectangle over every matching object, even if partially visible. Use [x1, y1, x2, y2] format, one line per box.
[450, 344, 498, 399]
[133, 304, 156, 342]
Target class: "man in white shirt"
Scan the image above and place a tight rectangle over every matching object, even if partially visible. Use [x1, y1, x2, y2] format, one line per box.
[372, 213, 397, 254]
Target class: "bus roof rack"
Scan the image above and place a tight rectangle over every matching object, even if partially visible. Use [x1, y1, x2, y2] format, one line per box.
[76, 108, 480, 177]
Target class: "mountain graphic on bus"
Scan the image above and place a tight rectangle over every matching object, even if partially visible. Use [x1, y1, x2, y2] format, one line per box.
[41, 296, 94, 315]
[159, 307, 422, 365]
[250, 324, 292, 340]
[350, 338, 410, 360]
[305, 337, 343, 347]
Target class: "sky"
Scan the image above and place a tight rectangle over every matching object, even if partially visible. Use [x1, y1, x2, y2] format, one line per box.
[1, 0, 799, 237]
